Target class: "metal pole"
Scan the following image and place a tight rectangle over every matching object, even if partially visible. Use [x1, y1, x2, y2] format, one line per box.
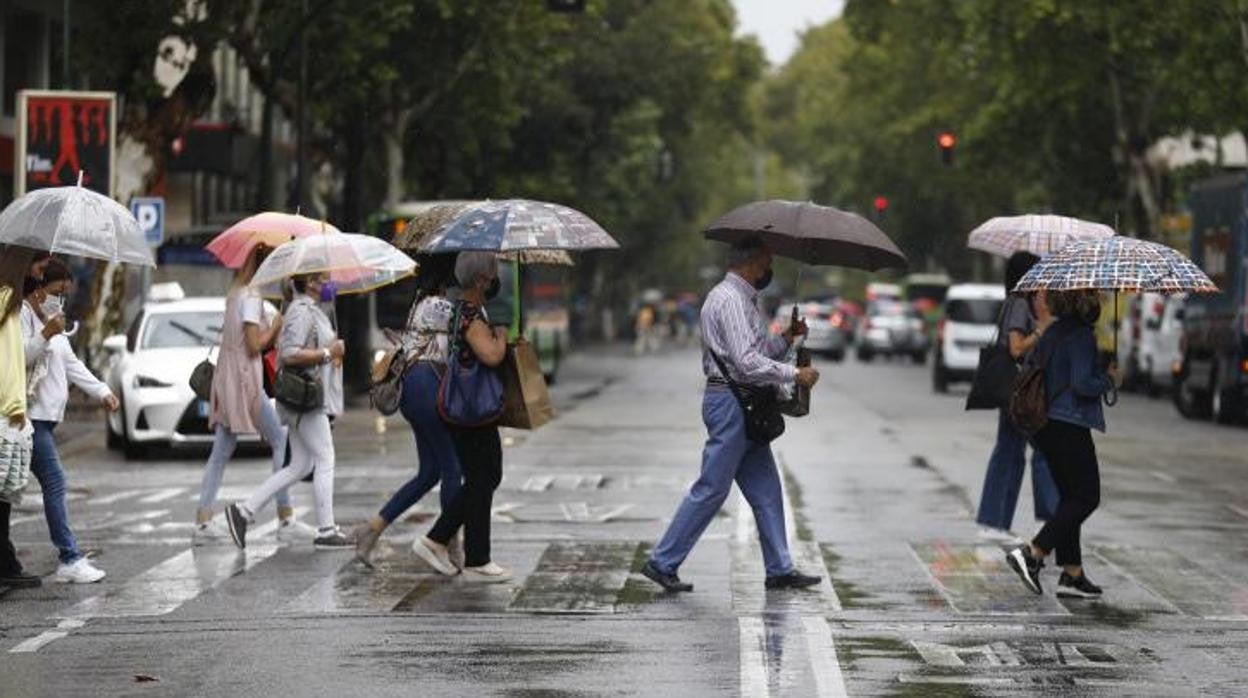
[62, 0, 70, 87]
[295, 0, 309, 212]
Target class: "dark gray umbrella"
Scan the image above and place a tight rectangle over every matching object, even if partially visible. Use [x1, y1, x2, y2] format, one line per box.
[704, 200, 907, 271]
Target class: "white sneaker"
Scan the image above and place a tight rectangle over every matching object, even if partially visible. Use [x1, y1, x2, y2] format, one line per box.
[412, 537, 459, 576]
[192, 519, 232, 546]
[276, 518, 319, 543]
[461, 562, 512, 583]
[54, 557, 106, 584]
[977, 526, 1017, 543]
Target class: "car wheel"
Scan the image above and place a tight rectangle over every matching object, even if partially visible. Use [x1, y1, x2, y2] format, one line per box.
[106, 419, 123, 451]
[1173, 358, 1211, 420]
[1212, 363, 1243, 425]
[118, 406, 148, 460]
[829, 349, 845, 363]
[856, 348, 873, 363]
[911, 351, 928, 366]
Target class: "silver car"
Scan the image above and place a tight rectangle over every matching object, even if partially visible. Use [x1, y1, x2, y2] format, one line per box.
[856, 300, 929, 363]
[772, 302, 848, 362]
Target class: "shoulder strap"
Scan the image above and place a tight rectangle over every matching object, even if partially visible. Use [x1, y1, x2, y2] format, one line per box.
[708, 348, 750, 402]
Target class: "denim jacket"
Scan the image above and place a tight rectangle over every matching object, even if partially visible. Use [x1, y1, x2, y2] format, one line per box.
[1040, 317, 1113, 432]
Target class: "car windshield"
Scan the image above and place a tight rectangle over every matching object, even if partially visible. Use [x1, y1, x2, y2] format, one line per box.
[141, 312, 223, 349]
[946, 299, 1002, 324]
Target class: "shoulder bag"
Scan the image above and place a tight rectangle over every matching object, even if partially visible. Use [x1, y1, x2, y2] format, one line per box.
[437, 302, 505, 427]
[965, 299, 1019, 411]
[1008, 321, 1078, 435]
[370, 296, 424, 416]
[709, 350, 785, 443]
[274, 308, 324, 413]
[189, 346, 214, 401]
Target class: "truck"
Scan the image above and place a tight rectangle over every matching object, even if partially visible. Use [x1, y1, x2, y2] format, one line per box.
[1174, 174, 1248, 424]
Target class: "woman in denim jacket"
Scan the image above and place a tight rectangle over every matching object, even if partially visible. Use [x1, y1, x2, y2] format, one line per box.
[1007, 289, 1119, 599]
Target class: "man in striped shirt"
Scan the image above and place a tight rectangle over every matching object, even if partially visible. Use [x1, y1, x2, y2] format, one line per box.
[643, 238, 822, 592]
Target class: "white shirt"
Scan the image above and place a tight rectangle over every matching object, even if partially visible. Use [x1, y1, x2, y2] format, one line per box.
[700, 272, 795, 387]
[20, 303, 113, 422]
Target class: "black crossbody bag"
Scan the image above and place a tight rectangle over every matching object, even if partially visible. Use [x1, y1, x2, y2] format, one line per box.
[709, 350, 786, 443]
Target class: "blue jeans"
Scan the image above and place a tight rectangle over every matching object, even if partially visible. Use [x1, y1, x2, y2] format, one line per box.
[379, 364, 462, 523]
[975, 409, 1060, 531]
[198, 397, 291, 513]
[30, 420, 82, 565]
[651, 387, 794, 577]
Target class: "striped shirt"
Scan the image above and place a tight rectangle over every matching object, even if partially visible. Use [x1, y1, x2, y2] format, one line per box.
[701, 272, 795, 387]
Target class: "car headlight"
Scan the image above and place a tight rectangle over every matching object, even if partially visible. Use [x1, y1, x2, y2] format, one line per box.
[133, 375, 173, 389]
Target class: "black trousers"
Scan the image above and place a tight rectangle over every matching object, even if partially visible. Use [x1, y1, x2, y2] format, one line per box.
[428, 425, 502, 567]
[0, 500, 21, 574]
[1031, 419, 1100, 566]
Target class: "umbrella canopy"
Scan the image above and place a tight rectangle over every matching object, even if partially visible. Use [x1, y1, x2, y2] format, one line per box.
[1013, 236, 1218, 295]
[704, 199, 906, 270]
[0, 183, 153, 266]
[207, 212, 339, 268]
[497, 249, 574, 266]
[250, 232, 416, 297]
[968, 214, 1114, 258]
[419, 199, 619, 253]
[393, 201, 485, 249]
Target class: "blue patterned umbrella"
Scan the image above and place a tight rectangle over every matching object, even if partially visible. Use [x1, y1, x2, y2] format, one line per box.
[1013, 236, 1218, 295]
[418, 199, 619, 253]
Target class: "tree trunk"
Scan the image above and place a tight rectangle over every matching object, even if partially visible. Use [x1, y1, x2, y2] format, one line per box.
[382, 107, 414, 209]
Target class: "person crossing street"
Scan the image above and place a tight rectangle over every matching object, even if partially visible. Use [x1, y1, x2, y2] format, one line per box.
[642, 237, 822, 593]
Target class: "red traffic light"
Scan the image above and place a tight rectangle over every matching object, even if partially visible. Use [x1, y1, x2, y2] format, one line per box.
[937, 131, 957, 150]
[873, 196, 889, 213]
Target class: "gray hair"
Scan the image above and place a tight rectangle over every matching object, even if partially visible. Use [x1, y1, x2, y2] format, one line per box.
[454, 250, 498, 287]
[726, 236, 767, 269]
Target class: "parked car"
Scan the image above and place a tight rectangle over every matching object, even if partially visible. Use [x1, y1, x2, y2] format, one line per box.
[1176, 173, 1248, 424]
[1136, 292, 1186, 397]
[856, 300, 929, 363]
[102, 294, 274, 458]
[932, 284, 1005, 393]
[771, 301, 848, 361]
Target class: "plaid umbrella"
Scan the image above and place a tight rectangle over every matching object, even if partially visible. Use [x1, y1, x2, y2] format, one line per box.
[1013, 236, 1218, 295]
[968, 214, 1114, 258]
[419, 199, 619, 253]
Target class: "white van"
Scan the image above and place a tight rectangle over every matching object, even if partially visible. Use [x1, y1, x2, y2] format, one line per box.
[1138, 292, 1187, 396]
[933, 283, 1006, 393]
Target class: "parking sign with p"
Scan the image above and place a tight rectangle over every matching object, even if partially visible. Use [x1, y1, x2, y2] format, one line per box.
[130, 197, 164, 249]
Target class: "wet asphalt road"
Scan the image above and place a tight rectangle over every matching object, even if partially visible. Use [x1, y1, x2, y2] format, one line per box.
[2, 345, 1247, 696]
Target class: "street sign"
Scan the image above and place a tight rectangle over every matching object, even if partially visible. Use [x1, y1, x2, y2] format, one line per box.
[130, 197, 165, 248]
[14, 90, 117, 197]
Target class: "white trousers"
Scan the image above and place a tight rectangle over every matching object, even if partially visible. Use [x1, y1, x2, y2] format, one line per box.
[243, 411, 335, 530]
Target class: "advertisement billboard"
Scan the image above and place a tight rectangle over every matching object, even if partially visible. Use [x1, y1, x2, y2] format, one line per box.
[14, 90, 117, 197]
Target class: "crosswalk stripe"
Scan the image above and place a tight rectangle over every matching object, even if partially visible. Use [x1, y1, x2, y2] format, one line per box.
[508, 541, 637, 614]
[9, 513, 44, 526]
[8, 619, 86, 654]
[91, 489, 145, 505]
[138, 487, 185, 504]
[802, 616, 848, 697]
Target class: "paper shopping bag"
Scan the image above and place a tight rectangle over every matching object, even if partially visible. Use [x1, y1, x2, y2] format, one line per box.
[499, 339, 554, 429]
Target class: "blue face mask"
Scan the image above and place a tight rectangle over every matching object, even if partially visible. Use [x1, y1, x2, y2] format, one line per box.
[319, 280, 338, 303]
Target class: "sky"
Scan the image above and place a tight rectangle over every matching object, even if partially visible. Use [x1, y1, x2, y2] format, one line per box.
[731, 0, 845, 66]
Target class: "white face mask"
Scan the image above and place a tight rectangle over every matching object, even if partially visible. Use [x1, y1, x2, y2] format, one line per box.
[42, 294, 64, 318]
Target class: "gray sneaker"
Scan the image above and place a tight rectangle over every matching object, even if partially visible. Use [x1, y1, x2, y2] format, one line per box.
[224, 504, 249, 550]
[313, 527, 352, 549]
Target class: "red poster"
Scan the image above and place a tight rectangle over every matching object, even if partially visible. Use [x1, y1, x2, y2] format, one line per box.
[15, 90, 116, 197]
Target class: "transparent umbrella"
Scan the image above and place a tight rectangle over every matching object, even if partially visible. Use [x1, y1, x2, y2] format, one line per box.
[0, 178, 153, 266]
[250, 232, 416, 297]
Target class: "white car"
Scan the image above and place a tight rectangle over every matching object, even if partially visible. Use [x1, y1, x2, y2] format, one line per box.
[102, 295, 271, 458]
[1137, 292, 1187, 396]
[932, 284, 1005, 392]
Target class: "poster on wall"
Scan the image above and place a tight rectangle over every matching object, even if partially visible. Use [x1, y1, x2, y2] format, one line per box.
[14, 90, 117, 198]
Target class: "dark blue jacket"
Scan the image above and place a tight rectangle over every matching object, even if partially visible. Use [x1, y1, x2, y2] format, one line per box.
[1039, 317, 1113, 432]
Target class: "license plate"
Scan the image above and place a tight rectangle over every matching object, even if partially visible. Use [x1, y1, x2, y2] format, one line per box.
[197, 400, 210, 418]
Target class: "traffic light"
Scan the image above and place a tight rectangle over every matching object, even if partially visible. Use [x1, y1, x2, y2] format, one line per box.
[547, 0, 586, 12]
[937, 130, 957, 166]
[873, 196, 889, 217]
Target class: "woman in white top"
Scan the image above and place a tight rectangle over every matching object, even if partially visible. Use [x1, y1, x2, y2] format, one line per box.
[225, 271, 349, 549]
[193, 245, 314, 545]
[20, 259, 116, 583]
[354, 255, 462, 565]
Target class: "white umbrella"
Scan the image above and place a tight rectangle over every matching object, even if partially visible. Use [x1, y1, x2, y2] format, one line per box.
[250, 232, 416, 297]
[968, 214, 1114, 258]
[0, 178, 154, 266]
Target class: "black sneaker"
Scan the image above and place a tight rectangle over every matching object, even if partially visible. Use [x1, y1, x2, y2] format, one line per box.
[1005, 544, 1044, 595]
[765, 570, 822, 590]
[313, 527, 353, 549]
[225, 503, 248, 550]
[641, 560, 693, 592]
[0, 569, 42, 588]
[1057, 572, 1103, 599]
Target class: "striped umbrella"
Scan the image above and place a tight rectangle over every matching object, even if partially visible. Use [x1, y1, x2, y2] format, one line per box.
[968, 214, 1114, 257]
[1012, 236, 1217, 295]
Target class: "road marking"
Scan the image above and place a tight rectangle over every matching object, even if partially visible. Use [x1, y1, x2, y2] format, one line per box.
[508, 541, 637, 614]
[911, 640, 1022, 667]
[1149, 470, 1177, 484]
[738, 616, 771, 697]
[138, 487, 186, 504]
[10, 513, 44, 526]
[802, 616, 849, 697]
[91, 489, 145, 505]
[1227, 504, 1248, 520]
[8, 619, 86, 654]
[521, 475, 555, 492]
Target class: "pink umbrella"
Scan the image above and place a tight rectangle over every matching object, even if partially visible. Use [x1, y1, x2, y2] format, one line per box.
[206, 212, 340, 268]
